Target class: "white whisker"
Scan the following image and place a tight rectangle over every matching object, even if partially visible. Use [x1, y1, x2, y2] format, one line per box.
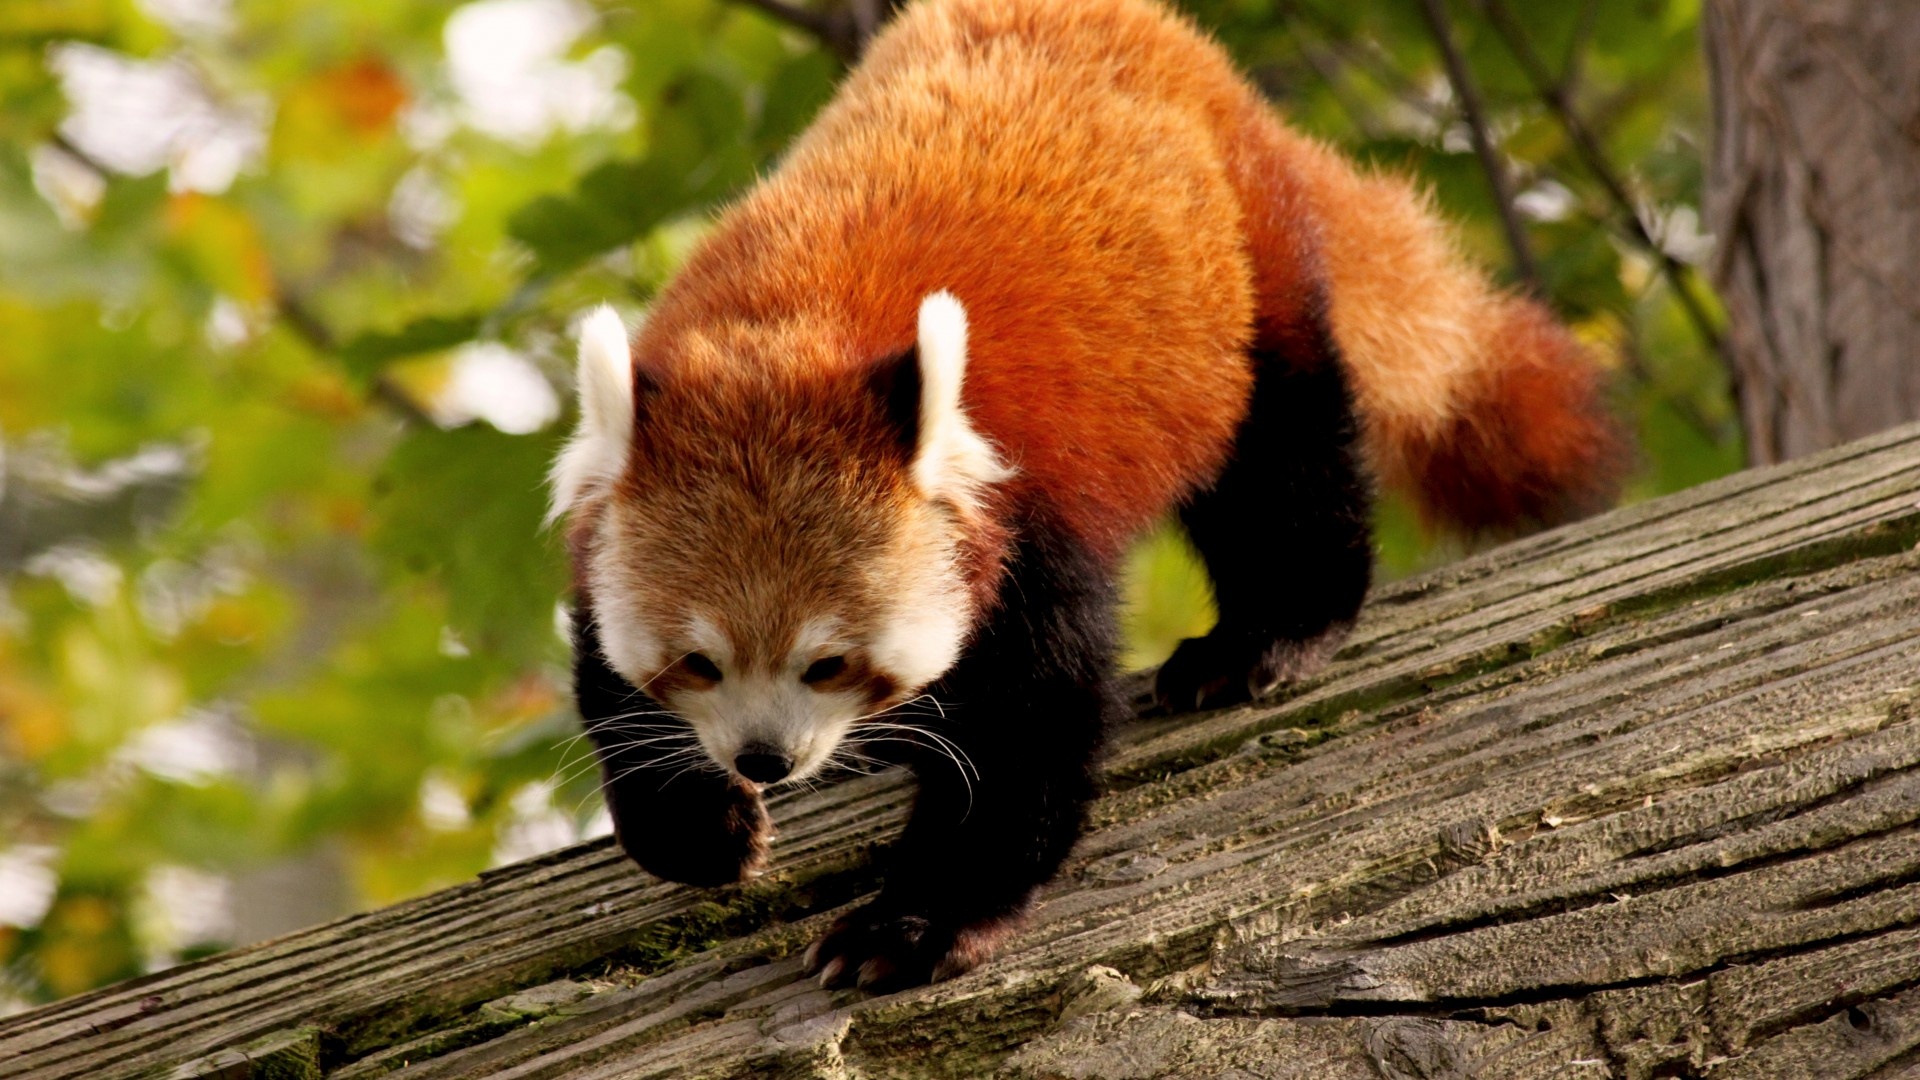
[847, 697, 977, 817]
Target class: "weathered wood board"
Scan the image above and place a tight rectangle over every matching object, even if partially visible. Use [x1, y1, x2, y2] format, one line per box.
[5, 422, 1920, 1080]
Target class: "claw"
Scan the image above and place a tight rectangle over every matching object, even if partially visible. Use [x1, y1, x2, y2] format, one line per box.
[856, 956, 896, 990]
[816, 956, 846, 987]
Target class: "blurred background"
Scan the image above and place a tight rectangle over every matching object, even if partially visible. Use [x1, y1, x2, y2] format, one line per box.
[0, 0, 1741, 1008]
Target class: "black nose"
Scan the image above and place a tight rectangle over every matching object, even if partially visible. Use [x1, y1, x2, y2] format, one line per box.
[734, 744, 793, 783]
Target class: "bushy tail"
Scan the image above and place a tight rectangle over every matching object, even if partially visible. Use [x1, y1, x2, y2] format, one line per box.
[1389, 295, 1625, 530]
[1280, 131, 1626, 531]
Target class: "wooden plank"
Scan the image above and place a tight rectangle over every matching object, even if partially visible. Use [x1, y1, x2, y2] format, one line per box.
[3, 422, 1919, 1079]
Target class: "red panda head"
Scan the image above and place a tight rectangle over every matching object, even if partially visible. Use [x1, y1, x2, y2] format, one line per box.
[550, 294, 1009, 784]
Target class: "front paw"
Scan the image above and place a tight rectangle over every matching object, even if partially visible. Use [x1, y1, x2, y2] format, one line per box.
[606, 775, 771, 887]
[803, 903, 1023, 992]
[1154, 622, 1349, 713]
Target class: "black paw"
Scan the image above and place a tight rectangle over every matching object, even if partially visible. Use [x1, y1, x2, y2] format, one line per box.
[804, 903, 1022, 993]
[1154, 622, 1348, 713]
[606, 775, 771, 887]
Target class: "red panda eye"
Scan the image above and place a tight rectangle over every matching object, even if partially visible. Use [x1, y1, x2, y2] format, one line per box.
[683, 653, 723, 682]
[801, 656, 847, 684]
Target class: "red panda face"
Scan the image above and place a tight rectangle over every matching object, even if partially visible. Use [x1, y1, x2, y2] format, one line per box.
[585, 435, 970, 784]
[551, 296, 1006, 785]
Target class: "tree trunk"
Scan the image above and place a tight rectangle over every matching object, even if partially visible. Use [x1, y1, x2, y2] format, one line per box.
[1704, 1, 1920, 466]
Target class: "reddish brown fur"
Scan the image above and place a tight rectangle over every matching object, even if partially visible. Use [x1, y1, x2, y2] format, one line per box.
[600, 335, 928, 677]
[627, 0, 1620, 598]
[570, 0, 1623, 991]
[1404, 299, 1627, 530]
[640, 0, 1261, 567]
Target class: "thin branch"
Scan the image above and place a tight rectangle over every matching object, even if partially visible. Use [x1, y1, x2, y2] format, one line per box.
[1415, 0, 1543, 293]
[1251, 25, 1390, 143]
[845, 0, 888, 42]
[728, 0, 894, 63]
[1276, 1, 1447, 123]
[48, 131, 114, 178]
[731, 0, 835, 38]
[275, 289, 438, 427]
[43, 131, 438, 427]
[1557, 0, 1602, 99]
[273, 291, 336, 352]
[1269, 40, 1386, 142]
[1476, 0, 1725, 359]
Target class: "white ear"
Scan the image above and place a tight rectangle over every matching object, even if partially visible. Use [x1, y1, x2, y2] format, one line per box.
[546, 305, 635, 524]
[912, 292, 1012, 503]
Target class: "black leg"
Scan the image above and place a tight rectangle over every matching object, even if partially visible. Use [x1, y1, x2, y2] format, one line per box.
[1155, 315, 1373, 712]
[806, 512, 1119, 991]
[572, 604, 771, 887]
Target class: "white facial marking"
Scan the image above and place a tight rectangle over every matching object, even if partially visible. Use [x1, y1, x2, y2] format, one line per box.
[874, 588, 968, 694]
[683, 613, 731, 667]
[623, 611, 873, 784]
[676, 672, 865, 784]
[582, 510, 666, 687]
[546, 304, 635, 523]
[913, 292, 1013, 506]
[792, 617, 845, 669]
[587, 545, 664, 687]
[590, 586, 661, 689]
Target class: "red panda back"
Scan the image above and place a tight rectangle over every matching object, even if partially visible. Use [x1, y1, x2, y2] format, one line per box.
[639, 0, 1271, 563]
[639, 0, 1621, 558]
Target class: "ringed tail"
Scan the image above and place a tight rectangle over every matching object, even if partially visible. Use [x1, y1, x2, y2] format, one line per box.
[1276, 128, 1627, 531]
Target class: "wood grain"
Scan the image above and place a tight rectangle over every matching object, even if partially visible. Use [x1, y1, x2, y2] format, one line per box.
[5, 422, 1920, 1080]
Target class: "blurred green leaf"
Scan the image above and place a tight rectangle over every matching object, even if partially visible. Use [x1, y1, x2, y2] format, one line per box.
[337, 315, 484, 381]
[753, 48, 839, 152]
[371, 425, 567, 660]
[509, 145, 752, 275]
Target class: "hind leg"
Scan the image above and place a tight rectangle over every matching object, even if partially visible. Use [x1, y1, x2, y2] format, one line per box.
[1155, 312, 1373, 712]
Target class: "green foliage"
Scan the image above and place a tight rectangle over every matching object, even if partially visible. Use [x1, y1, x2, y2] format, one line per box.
[0, 0, 1733, 1007]
[371, 425, 567, 659]
[338, 316, 484, 382]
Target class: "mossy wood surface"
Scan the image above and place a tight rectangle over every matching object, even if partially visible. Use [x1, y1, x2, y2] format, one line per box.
[6, 423, 1920, 1080]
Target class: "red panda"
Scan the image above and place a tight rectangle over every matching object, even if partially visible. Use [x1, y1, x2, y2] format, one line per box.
[550, 0, 1622, 993]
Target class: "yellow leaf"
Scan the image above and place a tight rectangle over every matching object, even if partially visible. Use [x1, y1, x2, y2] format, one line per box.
[0, 662, 66, 761]
[164, 194, 275, 306]
[286, 367, 366, 422]
[276, 56, 408, 160]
